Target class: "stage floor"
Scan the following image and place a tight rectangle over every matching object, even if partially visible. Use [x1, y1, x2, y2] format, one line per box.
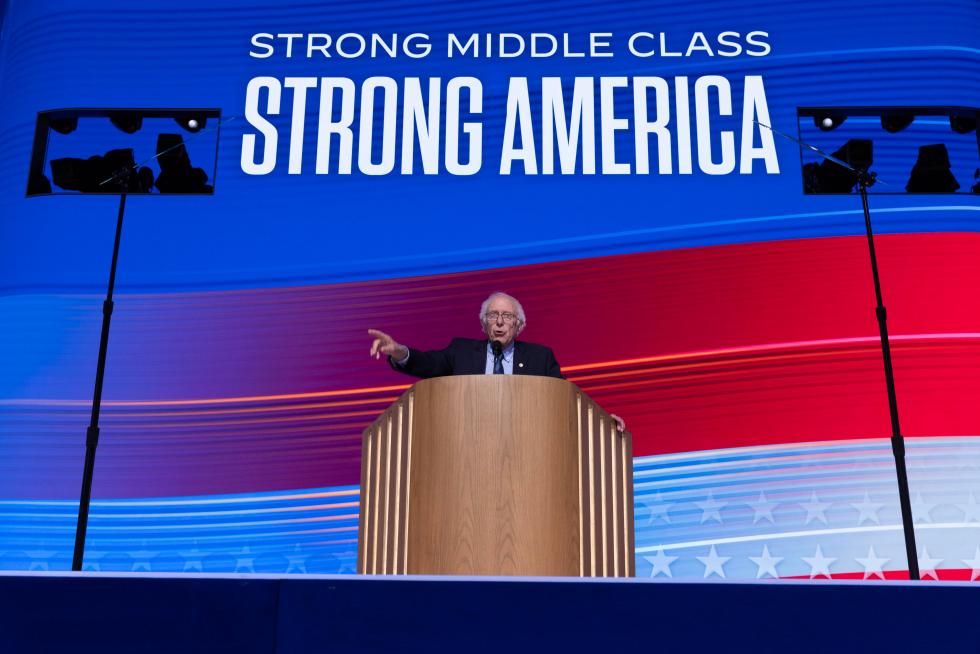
[2, 571, 976, 653]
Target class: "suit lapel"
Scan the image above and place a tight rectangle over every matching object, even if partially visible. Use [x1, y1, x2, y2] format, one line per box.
[513, 341, 525, 375]
[474, 340, 487, 374]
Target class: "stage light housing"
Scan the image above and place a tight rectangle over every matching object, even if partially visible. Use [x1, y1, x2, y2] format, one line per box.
[109, 112, 143, 134]
[49, 116, 78, 135]
[798, 106, 979, 195]
[950, 113, 977, 135]
[881, 112, 914, 133]
[27, 108, 220, 196]
[906, 144, 960, 193]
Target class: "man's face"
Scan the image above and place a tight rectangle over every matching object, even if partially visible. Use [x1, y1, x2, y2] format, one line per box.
[483, 296, 522, 347]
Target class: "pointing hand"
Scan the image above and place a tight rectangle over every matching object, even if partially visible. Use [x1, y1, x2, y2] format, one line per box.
[368, 329, 409, 362]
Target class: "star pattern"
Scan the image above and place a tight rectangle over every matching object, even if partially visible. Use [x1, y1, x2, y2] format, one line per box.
[911, 493, 937, 524]
[285, 545, 308, 574]
[129, 545, 155, 572]
[850, 493, 884, 526]
[749, 545, 782, 579]
[643, 492, 672, 525]
[644, 547, 678, 578]
[956, 493, 980, 523]
[696, 545, 730, 578]
[235, 546, 255, 573]
[695, 492, 726, 524]
[962, 547, 980, 582]
[802, 545, 836, 579]
[854, 546, 889, 580]
[800, 492, 831, 525]
[748, 491, 777, 524]
[917, 548, 942, 580]
[179, 544, 205, 572]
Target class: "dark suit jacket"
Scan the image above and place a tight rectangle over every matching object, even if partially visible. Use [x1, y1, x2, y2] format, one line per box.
[390, 337, 563, 379]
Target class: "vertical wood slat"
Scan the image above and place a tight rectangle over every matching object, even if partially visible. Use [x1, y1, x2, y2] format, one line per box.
[377, 417, 391, 574]
[382, 415, 394, 573]
[401, 393, 414, 574]
[576, 392, 635, 578]
[600, 411, 615, 577]
[391, 403, 404, 574]
[359, 394, 414, 575]
[588, 403, 603, 576]
[575, 395, 585, 577]
[357, 428, 373, 573]
[621, 422, 635, 576]
[608, 413, 620, 577]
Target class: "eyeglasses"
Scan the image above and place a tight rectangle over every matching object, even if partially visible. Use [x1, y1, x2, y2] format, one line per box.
[485, 311, 518, 324]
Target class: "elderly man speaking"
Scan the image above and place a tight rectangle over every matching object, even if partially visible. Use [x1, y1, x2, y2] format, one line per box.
[368, 292, 563, 379]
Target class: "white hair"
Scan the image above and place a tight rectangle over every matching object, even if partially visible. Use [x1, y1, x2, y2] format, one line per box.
[479, 292, 526, 325]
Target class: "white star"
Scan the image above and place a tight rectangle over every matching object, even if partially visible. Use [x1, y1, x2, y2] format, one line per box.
[129, 545, 155, 572]
[695, 492, 726, 524]
[285, 545, 307, 574]
[911, 493, 937, 524]
[749, 545, 783, 579]
[749, 491, 777, 524]
[855, 546, 890, 580]
[235, 546, 255, 573]
[851, 493, 885, 525]
[802, 545, 836, 579]
[81, 550, 106, 572]
[918, 547, 943, 580]
[956, 493, 980, 522]
[962, 547, 980, 581]
[696, 545, 730, 578]
[801, 492, 831, 525]
[24, 548, 56, 572]
[643, 547, 678, 578]
[642, 492, 672, 525]
[179, 544, 205, 572]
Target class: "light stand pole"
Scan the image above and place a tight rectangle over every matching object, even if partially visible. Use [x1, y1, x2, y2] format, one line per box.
[71, 171, 129, 571]
[760, 116, 925, 579]
[856, 172, 920, 580]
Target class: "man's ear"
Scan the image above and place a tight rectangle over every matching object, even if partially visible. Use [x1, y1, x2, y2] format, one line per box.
[516, 321, 525, 335]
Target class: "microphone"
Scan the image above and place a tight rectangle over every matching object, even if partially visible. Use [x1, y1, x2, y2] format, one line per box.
[491, 340, 503, 359]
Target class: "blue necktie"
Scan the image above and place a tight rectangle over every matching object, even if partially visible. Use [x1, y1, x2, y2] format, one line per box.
[493, 354, 504, 374]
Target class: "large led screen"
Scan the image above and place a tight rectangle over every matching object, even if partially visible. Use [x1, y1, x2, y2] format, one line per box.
[1, 0, 979, 580]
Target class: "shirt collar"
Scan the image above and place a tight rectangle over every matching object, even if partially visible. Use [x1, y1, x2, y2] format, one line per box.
[487, 340, 515, 361]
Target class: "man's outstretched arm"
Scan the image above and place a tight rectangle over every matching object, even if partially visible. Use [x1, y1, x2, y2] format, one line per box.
[368, 329, 453, 378]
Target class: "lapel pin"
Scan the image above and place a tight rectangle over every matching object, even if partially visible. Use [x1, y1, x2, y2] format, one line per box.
[518, 362, 524, 368]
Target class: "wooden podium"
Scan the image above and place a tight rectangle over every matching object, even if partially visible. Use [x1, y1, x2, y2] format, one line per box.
[357, 376, 634, 577]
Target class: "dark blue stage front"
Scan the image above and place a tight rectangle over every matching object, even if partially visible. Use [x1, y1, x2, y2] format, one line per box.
[2, 572, 977, 653]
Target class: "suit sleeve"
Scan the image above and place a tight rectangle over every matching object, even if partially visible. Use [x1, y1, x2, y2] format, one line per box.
[388, 343, 455, 378]
[546, 347, 564, 379]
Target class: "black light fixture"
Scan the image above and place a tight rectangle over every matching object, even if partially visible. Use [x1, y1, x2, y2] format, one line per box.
[803, 138, 872, 193]
[50, 149, 154, 193]
[949, 113, 977, 135]
[154, 133, 212, 193]
[109, 112, 143, 134]
[881, 111, 914, 133]
[49, 116, 78, 135]
[905, 144, 960, 192]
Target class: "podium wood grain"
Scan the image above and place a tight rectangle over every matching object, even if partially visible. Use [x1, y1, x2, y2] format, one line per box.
[358, 376, 634, 577]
